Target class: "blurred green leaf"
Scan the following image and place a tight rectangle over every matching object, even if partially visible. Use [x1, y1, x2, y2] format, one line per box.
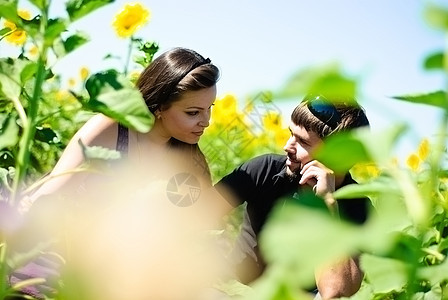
[81, 70, 153, 132]
[21, 16, 41, 39]
[66, 0, 114, 22]
[424, 4, 448, 30]
[275, 63, 357, 100]
[78, 139, 121, 161]
[20, 62, 38, 84]
[0, 58, 34, 100]
[0, 0, 20, 24]
[424, 52, 444, 70]
[0, 116, 19, 150]
[356, 124, 408, 165]
[28, 0, 46, 10]
[418, 257, 448, 286]
[52, 32, 89, 58]
[314, 130, 371, 174]
[360, 254, 409, 294]
[260, 202, 361, 288]
[334, 176, 401, 200]
[392, 91, 448, 110]
[44, 18, 67, 46]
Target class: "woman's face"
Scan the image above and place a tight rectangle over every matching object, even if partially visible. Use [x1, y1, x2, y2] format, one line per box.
[157, 85, 216, 144]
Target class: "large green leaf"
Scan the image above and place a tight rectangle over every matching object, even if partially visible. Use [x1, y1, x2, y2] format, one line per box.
[0, 0, 20, 24]
[81, 70, 153, 132]
[424, 51, 445, 70]
[313, 130, 371, 174]
[360, 254, 409, 294]
[392, 91, 448, 110]
[66, 0, 114, 22]
[334, 176, 402, 200]
[275, 63, 357, 101]
[356, 123, 408, 165]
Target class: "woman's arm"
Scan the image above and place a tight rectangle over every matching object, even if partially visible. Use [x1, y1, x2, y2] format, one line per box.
[29, 114, 118, 201]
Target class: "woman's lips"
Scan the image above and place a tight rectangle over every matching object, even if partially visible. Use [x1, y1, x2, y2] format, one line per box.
[192, 131, 204, 137]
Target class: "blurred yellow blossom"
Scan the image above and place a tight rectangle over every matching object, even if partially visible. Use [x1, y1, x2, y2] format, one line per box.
[262, 111, 282, 131]
[212, 94, 239, 124]
[417, 138, 430, 161]
[406, 153, 421, 172]
[129, 70, 142, 84]
[351, 162, 381, 182]
[113, 3, 150, 38]
[68, 78, 76, 88]
[80, 67, 90, 81]
[4, 9, 32, 45]
[28, 44, 39, 58]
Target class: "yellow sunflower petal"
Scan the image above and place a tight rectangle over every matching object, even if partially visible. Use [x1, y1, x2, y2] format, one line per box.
[406, 153, 421, 172]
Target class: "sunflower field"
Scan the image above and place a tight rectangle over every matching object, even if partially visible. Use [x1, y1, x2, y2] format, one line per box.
[1, 0, 448, 300]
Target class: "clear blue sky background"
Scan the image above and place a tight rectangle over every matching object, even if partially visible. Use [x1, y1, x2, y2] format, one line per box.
[3, 0, 446, 159]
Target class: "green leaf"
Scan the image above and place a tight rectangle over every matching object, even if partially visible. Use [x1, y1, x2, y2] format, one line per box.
[0, 116, 19, 150]
[78, 139, 121, 161]
[52, 32, 89, 58]
[66, 0, 114, 22]
[28, 0, 46, 10]
[0, 0, 20, 24]
[313, 130, 371, 174]
[334, 176, 402, 200]
[44, 18, 67, 46]
[424, 52, 445, 70]
[20, 62, 38, 84]
[64, 31, 89, 53]
[392, 91, 448, 110]
[259, 202, 361, 288]
[360, 254, 409, 294]
[356, 124, 408, 164]
[82, 70, 153, 132]
[0, 58, 34, 100]
[275, 63, 357, 100]
[418, 258, 448, 286]
[424, 4, 448, 30]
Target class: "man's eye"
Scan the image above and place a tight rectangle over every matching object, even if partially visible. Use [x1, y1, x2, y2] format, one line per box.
[186, 111, 199, 116]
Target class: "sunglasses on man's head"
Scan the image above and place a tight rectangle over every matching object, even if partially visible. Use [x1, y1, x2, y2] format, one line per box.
[304, 95, 341, 129]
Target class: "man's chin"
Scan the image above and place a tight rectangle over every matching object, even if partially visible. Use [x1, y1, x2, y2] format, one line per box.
[285, 166, 301, 183]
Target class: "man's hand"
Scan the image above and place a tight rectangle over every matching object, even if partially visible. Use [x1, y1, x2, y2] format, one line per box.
[298, 160, 338, 215]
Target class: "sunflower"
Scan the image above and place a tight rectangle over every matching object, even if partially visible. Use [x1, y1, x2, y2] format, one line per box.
[4, 9, 32, 46]
[112, 3, 150, 38]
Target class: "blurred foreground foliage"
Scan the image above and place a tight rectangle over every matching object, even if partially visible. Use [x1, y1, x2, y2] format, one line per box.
[0, 0, 448, 300]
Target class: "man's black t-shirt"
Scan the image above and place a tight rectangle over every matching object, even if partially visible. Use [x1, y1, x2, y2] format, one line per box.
[216, 153, 369, 235]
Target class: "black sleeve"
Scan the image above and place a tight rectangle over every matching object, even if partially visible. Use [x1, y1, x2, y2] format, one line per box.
[214, 154, 280, 207]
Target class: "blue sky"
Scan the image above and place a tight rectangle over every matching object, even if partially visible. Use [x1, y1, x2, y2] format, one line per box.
[3, 0, 446, 158]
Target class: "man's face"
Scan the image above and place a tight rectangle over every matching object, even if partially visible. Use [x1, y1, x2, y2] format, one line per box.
[283, 121, 323, 180]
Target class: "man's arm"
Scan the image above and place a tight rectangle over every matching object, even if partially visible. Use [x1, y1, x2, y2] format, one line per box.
[315, 256, 363, 299]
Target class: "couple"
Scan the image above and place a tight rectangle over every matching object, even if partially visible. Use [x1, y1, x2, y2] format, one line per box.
[24, 47, 370, 299]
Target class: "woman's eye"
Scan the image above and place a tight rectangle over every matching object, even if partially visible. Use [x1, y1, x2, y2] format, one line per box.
[186, 111, 199, 116]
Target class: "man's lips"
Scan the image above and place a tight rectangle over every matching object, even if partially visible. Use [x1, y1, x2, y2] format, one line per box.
[192, 131, 204, 136]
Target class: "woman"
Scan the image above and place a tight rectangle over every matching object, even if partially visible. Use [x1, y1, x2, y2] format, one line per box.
[29, 47, 223, 202]
[13, 47, 233, 300]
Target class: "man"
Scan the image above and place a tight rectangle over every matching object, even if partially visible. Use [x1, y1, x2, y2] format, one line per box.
[215, 94, 371, 299]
